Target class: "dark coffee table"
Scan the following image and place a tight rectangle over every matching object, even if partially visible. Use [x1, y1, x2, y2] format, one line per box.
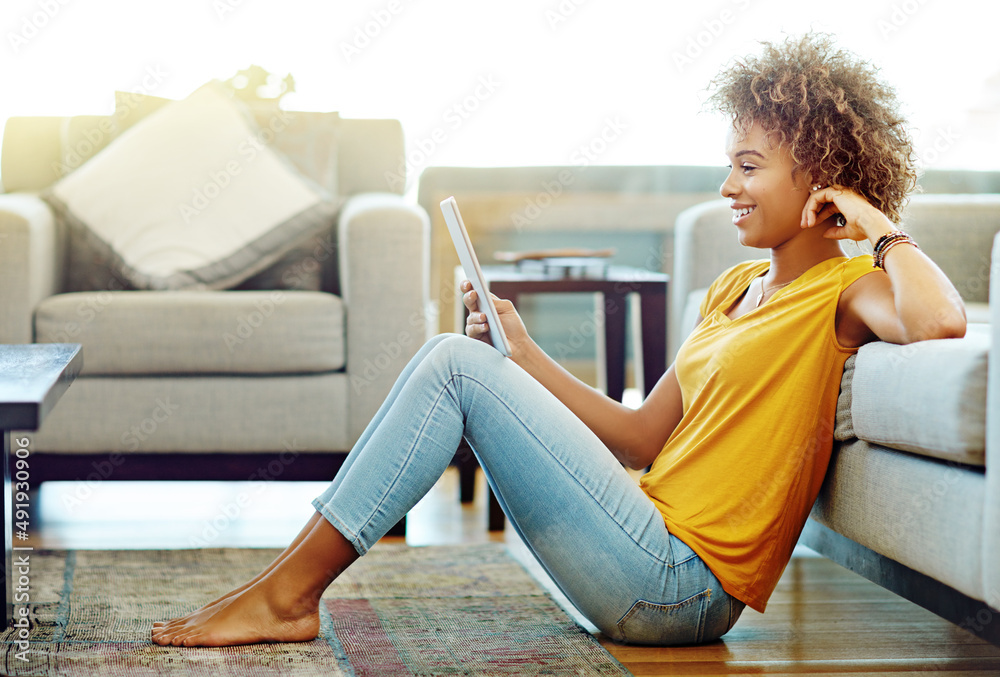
[0, 343, 82, 626]
[479, 264, 669, 401]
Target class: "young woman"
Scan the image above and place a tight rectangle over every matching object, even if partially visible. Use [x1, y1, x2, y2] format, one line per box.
[151, 34, 966, 648]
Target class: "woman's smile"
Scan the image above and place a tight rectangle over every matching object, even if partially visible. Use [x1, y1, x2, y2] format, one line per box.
[731, 203, 756, 225]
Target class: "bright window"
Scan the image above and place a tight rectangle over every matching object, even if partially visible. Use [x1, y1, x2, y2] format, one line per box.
[3, 0, 996, 189]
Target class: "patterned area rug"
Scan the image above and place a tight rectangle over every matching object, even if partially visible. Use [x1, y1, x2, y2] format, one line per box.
[0, 544, 630, 676]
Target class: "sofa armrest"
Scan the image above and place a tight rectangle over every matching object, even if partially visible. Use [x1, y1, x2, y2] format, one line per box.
[848, 334, 988, 466]
[0, 193, 63, 343]
[985, 232, 1000, 610]
[338, 193, 430, 442]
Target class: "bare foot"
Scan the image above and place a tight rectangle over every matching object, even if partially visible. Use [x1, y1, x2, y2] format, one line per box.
[152, 511, 356, 647]
[150, 572, 281, 636]
[152, 513, 324, 633]
[150, 577, 319, 647]
[150, 577, 266, 633]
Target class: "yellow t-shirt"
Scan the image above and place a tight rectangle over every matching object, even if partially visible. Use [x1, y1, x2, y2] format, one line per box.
[639, 255, 877, 613]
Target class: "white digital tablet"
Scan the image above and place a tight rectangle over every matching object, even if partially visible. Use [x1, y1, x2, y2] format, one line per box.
[440, 196, 512, 356]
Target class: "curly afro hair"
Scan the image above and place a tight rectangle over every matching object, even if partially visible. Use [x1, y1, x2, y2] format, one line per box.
[707, 33, 917, 224]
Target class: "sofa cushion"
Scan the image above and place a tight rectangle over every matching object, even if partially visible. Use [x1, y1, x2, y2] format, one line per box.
[44, 81, 337, 291]
[34, 291, 344, 375]
[20, 372, 350, 453]
[836, 327, 988, 467]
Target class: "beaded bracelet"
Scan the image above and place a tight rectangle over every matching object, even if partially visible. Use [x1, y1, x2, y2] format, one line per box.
[873, 232, 915, 269]
[872, 230, 919, 269]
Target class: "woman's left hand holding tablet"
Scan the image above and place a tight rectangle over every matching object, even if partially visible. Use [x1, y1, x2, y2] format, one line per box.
[461, 280, 530, 358]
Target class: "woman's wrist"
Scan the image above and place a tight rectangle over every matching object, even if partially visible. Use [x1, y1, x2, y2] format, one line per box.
[511, 336, 544, 371]
[873, 231, 920, 270]
[861, 210, 899, 248]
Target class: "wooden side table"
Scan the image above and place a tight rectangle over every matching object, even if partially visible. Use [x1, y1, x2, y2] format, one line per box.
[453, 265, 669, 530]
[0, 344, 82, 626]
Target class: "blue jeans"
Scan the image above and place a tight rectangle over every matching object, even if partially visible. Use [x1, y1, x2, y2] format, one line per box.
[313, 334, 744, 645]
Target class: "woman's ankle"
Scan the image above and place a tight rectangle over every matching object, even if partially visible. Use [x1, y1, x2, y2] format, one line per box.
[256, 562, 336, 621]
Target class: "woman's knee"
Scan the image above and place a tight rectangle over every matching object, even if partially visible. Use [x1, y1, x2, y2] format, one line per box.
[422, 332, 458, 351]
[425, 333, 496, 369]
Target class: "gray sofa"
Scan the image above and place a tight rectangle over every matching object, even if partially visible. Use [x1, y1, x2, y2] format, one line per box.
[673, 194, 1000, 645]
[0, 108, 429, 497]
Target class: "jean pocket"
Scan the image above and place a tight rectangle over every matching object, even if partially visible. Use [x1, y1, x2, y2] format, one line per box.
[616, 589, 711, 646]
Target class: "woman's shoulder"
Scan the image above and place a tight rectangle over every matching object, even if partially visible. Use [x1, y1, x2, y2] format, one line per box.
[795, 254, 877, 291]
[835, 254, 878, 287]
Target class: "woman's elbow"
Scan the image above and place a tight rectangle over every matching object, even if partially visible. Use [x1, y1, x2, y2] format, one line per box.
[619, 442, 660, 471]
[937, 314, 967, 340]
[904, 307, 967, 343]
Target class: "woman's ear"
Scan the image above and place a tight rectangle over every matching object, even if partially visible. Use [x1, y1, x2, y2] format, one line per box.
[800, 167, 827, 192]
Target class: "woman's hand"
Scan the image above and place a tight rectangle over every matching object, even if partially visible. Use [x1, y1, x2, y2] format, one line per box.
[461, 280, 531, 358]
[801, 185, 966, 344]
[800, 185, 896, 245]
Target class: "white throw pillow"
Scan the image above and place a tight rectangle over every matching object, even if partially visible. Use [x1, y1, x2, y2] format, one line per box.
[44, 81, 337, 290]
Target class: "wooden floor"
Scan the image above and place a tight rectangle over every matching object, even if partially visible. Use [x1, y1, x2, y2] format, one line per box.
[23, 469, 1000, 676]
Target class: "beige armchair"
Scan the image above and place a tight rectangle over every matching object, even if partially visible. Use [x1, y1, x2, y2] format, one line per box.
[1, 103, 429, 528]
